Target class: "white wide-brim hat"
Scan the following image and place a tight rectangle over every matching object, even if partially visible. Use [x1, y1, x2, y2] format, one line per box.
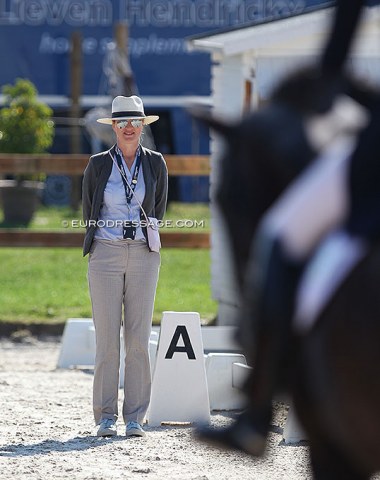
[97, 95, 159, 125]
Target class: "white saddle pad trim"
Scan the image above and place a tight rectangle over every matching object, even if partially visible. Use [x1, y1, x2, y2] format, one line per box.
[294, 230, 367, 334]
[260, 135, 355, 260]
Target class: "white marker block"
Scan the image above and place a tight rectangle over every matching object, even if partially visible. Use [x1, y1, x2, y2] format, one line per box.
[147, 311, 210, 426]
[206, 353, 247, 411]
[232, 362, 252, 389]
[283, 403, 307, 444]
[57, 319, 95, 368]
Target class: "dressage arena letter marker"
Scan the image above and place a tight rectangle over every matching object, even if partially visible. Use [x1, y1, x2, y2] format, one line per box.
[147, 311, 210, 426]
[165, 325, 196, 360]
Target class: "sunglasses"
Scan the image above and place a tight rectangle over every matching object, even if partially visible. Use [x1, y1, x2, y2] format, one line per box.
[115, 119, 144, 129]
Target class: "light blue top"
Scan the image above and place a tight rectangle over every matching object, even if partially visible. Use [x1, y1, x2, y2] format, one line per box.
[94, 146, 146, 241]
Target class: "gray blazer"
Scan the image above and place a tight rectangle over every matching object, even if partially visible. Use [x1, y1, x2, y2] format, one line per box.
[82, 144, 168, 256]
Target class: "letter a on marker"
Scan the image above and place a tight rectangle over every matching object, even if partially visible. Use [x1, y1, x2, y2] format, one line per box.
[165, 325, 196, 360]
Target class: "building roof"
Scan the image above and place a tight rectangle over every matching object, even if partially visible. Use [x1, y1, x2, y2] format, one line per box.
[188, 2, 333, 41]
[187, 3, 380, 57]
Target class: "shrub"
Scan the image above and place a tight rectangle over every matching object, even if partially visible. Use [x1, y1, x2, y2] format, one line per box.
[0, 78, 54, 154]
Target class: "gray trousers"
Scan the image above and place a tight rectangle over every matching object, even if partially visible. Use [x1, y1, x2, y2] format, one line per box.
[88, 238, 160, 425]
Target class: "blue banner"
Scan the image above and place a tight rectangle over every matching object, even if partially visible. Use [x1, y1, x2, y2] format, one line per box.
[0, 0, 330, 97]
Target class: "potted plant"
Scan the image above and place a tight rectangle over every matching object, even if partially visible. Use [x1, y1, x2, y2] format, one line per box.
[0, 78, 54, 225]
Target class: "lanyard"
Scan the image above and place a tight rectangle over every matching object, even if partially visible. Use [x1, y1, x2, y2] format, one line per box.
[115, 147, 141, 205]
[110, 150, 151, 228]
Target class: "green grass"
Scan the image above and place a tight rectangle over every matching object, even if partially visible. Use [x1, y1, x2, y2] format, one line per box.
[0, 203, 215, 325]
[29, 206, 78, 231]
[0, 248, 217, 325]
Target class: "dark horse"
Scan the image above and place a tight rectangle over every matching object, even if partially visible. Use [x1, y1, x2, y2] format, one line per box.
[192, 68, 380, 480]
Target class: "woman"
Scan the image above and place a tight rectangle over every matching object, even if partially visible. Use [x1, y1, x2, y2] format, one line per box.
[82, 95, 168, 438]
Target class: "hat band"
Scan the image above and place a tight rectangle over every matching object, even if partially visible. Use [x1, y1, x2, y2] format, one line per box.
[112, 111, 145, 119]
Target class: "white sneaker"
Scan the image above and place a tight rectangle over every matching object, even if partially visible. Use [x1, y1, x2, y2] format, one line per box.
[126, 421, 145, 437]
[97, 418, 117, 437]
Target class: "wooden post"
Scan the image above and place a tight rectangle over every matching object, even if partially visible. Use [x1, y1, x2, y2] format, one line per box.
[243, 80, 252, 113]
[69, 31, 82, 211]
[114, 21, 137, 96]
[115, 21, 128, 54]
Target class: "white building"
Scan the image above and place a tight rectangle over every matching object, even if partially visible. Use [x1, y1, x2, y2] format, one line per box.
[188, 4, 380, 324]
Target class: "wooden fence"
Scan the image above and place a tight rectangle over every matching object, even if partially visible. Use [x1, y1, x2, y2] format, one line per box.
[0, 154, 210, 176]
[0, 154, 211, 248]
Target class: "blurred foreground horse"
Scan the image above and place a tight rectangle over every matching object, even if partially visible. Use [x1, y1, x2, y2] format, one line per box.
[192, 0, 380, 472]
[194, 1, 380, 476]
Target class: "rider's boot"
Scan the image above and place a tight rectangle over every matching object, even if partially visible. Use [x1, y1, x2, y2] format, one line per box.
[195, 239, 304, 457]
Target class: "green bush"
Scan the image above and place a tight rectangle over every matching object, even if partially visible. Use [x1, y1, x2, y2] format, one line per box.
[0, 78, 54, 155]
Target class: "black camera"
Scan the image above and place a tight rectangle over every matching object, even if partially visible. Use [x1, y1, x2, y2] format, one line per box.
[123, 221, 136, 240]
